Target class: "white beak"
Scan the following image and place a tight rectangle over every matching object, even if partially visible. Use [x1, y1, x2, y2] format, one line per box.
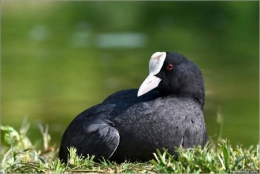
[137, 52, 166, 97]
[137, 75, 161, 97]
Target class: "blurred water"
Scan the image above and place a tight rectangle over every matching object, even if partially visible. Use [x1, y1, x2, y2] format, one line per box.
[96, 32, 148, 48]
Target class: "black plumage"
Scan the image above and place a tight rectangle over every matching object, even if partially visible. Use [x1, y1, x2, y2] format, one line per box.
[59, 52, 208, 163]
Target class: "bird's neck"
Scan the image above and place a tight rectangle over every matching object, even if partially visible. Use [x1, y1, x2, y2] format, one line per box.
[159, 90, 205, 109]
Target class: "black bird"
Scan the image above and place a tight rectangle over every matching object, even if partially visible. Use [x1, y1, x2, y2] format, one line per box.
[59, 52, 208, 163]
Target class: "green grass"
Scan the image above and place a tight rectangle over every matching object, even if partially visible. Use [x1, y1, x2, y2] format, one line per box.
[1, 122, 259, 173]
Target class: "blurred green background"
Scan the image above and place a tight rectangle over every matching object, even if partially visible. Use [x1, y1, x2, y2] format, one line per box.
[2, 1, 259, 147]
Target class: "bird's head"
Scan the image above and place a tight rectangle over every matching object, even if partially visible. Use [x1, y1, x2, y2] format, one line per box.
[137, 52, 205, 108]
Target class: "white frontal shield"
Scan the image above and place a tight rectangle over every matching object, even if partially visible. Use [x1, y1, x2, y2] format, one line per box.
[137, 52, 166, 97]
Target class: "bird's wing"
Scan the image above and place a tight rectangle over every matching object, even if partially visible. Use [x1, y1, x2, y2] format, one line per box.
[59, 104, 119, 162]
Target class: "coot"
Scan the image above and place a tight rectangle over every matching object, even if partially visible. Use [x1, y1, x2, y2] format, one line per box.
[59, 52, 208, 163]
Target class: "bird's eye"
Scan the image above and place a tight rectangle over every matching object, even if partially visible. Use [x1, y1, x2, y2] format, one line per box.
[166, 64, 174, 70]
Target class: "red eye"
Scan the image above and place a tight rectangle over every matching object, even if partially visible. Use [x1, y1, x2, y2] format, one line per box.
[167, 64, 174, 70]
